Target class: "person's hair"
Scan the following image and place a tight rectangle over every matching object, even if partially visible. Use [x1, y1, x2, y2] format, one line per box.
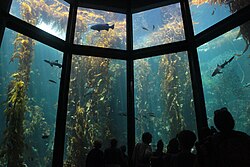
[110, 138, 118, 148]
[157, 139, 164, 150]
[142, 132, 152, 144]
[93, 140, 102, 149]
[214, 107, 235, 133]
[167, 138, 179, 153]
[177, 130, 196, 150]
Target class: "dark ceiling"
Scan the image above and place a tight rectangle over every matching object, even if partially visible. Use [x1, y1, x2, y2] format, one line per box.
[65, 0, 178, 13]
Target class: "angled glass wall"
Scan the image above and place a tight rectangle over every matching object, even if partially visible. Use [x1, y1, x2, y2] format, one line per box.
[134, 52, 196, 150]
[189, 0, 250, 34]
[133, 3, 185, 50]
[198, 21, 250, 134]
[10, 0, 69, 39]
[63, 55, 127, 167]
[74, 7, 126, 50]
[0, 28, 62, 166]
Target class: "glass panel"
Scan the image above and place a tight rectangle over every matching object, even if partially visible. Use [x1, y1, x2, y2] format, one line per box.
[133, 3, 185, 50]
[0, 28, 62, 166]
[74, 8, 126, 50]
[134, 52, 196, 150]
[198, 21, 250, 134]
[64, 55, 127, 166]
[10, 0, 69, 40]
[190, 0, 250, 35]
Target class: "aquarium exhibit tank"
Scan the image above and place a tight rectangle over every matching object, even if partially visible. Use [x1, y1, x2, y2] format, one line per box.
[0, 0, 249, 166]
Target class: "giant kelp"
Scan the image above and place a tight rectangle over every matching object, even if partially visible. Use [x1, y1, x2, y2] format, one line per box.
[20, 0, 69, 31]
[0, 0, 67, 166]
[133, 5, 195, 141]
[134, 59, 153, 142]
[0, 7, 36, 166]
[64, 9, 126, 166]
[191, 0, 250, 54]
[64, 56, 112, 167]
[158, 53, 195, 138]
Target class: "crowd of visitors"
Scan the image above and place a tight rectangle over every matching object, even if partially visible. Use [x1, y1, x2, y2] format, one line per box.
[86, 107, 250, 167]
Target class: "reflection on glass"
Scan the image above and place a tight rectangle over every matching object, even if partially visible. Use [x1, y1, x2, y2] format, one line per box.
[134, 52, 196, 149]
[0, 28, 62, 166]
[10, 0, 69, 39]
[198, 21, 250, 133]
[74, 8, 126, 50]
[133, 3, 185, 50]
[189, 0, 250, 35]
[64, 55, 127, 166]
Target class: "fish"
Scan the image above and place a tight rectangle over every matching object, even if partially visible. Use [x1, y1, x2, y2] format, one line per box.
[211, 9, 215, 15]
[118, 112, 139, 120]
[8, 102, 12, 108]
[42, 133, 50, 139]
[84, 88, 94, 96]
[44, 59, 62, 68]
[147, 112, 156, 117]
[90, 23, 114, 32]
[49, 79, 57, 84]
[142, 26, 149, 31]
[243, 83, 250, 87]
[152, 25, 155, 30]
[211, 56, 235, 77]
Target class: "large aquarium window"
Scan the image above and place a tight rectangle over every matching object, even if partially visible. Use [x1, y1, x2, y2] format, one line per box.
[64, 55, 127, 166]
[189, 0, 250, 35]
[10, 0, 69, 40]
[74, 7, 126, 50]
[0, 28, 62, 166]
[133, 3, 185, 50]
[134, 52, 196, 150]
[198, 21, 250, 134]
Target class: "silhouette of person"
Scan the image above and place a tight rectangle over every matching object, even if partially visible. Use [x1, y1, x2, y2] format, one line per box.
[120, 145, 129, 167]
[164, 137, 179, 167]
[172, 130, 197, 167]
[104, 138, 123, 167]
[86, 139, 104, 167]
[151, 139, 165, 167]
[132, 132, 152, 167]
[209, 107, 250, 167]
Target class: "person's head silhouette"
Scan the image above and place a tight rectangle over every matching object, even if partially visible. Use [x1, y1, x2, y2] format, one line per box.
[214, 107, 235, 133]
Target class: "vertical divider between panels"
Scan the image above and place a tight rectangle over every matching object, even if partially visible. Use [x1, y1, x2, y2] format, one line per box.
[52, 2, 77, 167]
[180, 0, 208, 140]
[126, 1, 135, 166]
[0, 0, 12, 46]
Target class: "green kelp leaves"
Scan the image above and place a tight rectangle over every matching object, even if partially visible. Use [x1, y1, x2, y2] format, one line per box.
[4, 81, 25, 113]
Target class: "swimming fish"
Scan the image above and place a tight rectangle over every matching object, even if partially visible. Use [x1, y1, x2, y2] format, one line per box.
[42, 133, 50, 139]
[211, 9, 215, 15]
[243, 83, 250, 87]
[142, 26, 149, 31]
[44, 59, 62, 68]
[118, 112, 139, 120]
[211, 56, 234, 77]
[90, 23, 114, 32]
[84, 88, 94, 96]
[49, 79, 57, 84]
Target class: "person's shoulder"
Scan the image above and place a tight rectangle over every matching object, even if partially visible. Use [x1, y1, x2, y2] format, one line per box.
[232, 130, 250, 137]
